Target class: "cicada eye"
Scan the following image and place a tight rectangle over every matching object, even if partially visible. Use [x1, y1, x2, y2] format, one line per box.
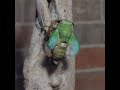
[58, 20, 62, 23]
[72, 23, 74, 26]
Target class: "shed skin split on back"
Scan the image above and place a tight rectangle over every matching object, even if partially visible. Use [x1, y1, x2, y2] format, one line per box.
[23, 0, 75, 90]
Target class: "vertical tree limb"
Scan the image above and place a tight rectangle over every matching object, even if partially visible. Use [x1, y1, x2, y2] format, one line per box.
[23, 0, 75, 90]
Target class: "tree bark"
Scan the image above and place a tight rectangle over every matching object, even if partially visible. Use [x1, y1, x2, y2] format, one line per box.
[23, 0, 75, 90]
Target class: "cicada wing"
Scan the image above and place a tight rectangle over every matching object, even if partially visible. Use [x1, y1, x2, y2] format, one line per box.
[69, 33, 80, 56]
[47, 29, 59, 49]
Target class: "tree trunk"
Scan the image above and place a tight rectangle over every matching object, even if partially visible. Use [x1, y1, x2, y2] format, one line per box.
[23, 0, 75, 90]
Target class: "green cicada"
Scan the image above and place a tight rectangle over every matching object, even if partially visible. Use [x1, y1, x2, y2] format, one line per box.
[47, 20, 80, 59]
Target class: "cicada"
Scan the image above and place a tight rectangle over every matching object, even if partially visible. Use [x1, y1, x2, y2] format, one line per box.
[47, 20, 80, 59]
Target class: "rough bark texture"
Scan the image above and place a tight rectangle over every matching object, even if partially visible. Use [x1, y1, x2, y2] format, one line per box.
[23, 0, 75, 90]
